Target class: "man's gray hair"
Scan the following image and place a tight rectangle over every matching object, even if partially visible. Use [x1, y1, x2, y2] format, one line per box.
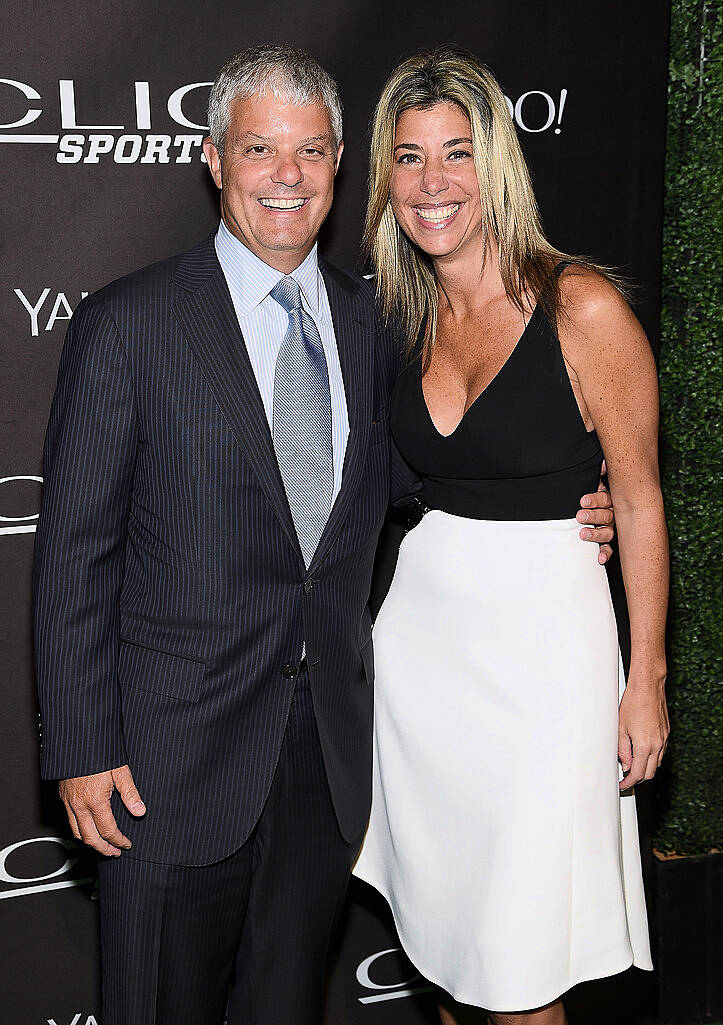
[208, 45, 343, 155]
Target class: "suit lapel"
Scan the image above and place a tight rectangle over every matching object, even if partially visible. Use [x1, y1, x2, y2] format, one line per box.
[172, 236, 302, 560]
[309, 262, 374, 572]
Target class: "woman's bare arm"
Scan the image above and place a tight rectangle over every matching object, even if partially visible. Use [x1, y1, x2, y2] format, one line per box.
[559, 268, 670, 788]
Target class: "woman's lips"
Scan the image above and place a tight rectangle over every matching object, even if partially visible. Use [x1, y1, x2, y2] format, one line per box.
[412, 203, 461, 230]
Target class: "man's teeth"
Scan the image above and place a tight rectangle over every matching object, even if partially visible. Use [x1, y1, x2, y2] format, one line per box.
[259, 198, 306, 209]
[415, 204, 460, 222]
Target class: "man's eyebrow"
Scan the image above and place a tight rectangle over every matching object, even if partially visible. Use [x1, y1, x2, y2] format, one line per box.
[238, 133, 331, 143]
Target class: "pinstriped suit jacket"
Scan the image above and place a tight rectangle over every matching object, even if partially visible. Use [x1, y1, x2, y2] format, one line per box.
[33, 233, 401, 866]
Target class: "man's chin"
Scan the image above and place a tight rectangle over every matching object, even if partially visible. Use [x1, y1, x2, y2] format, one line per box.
[253, 232, 318, 254]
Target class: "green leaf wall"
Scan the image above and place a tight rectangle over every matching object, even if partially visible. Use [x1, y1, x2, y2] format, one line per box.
[657, 0, 722, 853]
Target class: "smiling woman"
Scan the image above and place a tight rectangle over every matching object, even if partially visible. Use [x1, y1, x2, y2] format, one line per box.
[353, 47, 669, 1025]
[393, 104, 476, 242]
[365, 51, 623, 367]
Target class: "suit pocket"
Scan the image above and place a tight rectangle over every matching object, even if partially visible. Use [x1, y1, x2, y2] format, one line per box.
[360, 635, 374, 686]
[369, 405, 390, 446]
[118, 639, 206, 704]
[359, 605, 373, 647]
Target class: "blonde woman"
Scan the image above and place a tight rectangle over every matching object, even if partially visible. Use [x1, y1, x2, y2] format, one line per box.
[353, 49, 669, 1025]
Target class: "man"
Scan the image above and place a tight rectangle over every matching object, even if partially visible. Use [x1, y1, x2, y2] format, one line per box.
[34, 45, 614, 1025]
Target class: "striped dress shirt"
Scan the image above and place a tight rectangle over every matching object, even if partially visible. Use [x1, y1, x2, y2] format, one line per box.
[215, 219, 349, 504]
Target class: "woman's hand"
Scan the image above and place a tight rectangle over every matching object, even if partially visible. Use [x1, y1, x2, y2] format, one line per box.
[618, 673, 670, 789]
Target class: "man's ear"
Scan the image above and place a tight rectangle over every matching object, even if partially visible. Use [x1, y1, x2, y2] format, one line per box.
[202, 136, 223, 189]
[334, 140, 344, 174]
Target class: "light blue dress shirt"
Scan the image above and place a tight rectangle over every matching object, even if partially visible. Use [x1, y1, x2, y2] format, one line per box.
[215, 219, 349, 505]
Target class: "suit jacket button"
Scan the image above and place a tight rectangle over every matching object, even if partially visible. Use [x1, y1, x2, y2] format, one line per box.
[303, 579, 314, 593]
[282, 663, 297, 679]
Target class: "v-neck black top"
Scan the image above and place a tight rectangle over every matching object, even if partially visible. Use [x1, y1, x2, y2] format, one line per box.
[390, 303, 604, 520]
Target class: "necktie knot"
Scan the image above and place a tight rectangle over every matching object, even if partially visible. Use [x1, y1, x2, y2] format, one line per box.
[270, 276, 303, 314]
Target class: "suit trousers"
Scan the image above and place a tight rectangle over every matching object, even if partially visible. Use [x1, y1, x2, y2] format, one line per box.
[97, 669, 359, 1025]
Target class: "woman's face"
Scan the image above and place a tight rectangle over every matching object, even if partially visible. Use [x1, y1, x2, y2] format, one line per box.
[389, 102, 483, 262]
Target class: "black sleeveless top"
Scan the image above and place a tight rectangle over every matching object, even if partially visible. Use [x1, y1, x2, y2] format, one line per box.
[391, 302, 604, 520]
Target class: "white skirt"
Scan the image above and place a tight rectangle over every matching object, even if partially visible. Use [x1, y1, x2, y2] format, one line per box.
[353, 511, 652, 1012]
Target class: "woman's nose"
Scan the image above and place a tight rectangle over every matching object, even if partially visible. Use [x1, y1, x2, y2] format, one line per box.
[420, 161, 448, 196]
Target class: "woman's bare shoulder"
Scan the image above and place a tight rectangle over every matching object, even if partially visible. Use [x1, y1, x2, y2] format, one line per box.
[559, 265, 631, 325]
[557, 264, 644, 367]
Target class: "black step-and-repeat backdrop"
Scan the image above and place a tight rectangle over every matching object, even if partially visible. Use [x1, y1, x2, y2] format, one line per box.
[1, 3, 669, 1023]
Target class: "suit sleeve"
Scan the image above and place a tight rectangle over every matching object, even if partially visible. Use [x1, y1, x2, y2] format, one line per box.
[33, 295, 139, 780]
[380, 318, 422, 508]
[368, 304, 422, 620]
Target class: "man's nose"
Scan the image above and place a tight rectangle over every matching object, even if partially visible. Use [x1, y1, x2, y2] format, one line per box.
[272, 156, 304, 188]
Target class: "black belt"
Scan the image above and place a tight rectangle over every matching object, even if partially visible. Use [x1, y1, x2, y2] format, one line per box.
[400, 495, 432, 537]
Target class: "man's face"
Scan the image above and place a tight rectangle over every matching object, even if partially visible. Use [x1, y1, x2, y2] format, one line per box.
[203, 93, 343, 272]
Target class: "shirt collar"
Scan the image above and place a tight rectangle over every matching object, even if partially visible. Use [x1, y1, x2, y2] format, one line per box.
[215, 219, 320, 318]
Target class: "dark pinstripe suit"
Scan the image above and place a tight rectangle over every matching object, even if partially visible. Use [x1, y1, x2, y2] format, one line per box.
[33, 234, 400, 1022]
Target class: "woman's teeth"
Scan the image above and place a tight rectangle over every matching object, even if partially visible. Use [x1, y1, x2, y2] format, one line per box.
[414, 203, 460, 226]
[259, 198, 306, 210]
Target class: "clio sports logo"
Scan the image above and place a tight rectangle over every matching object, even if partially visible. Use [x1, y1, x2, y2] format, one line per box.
[2, 836, 99, 1025]
[0, 76, 212, 164]
[355, 946, 434, 1004]
[0, 77, 569, 167]
[0, 835, 94, 901]
[0, 475, 42, 536]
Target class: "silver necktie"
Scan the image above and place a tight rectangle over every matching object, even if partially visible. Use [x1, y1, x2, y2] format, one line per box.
[271, 275, 334, 566]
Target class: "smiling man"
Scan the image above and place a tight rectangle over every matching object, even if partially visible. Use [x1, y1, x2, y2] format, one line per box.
[206, 89, 341, 269]
[33, 46, 397, 1025]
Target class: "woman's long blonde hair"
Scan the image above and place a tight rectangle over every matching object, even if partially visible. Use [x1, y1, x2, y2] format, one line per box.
[365, 48, 619, 360]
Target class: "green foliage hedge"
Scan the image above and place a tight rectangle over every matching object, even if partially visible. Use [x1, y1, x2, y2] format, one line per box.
[657, 0, 722, 854]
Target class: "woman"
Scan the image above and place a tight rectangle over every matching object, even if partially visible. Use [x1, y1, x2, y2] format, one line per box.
[353, 49, 669, 1025]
